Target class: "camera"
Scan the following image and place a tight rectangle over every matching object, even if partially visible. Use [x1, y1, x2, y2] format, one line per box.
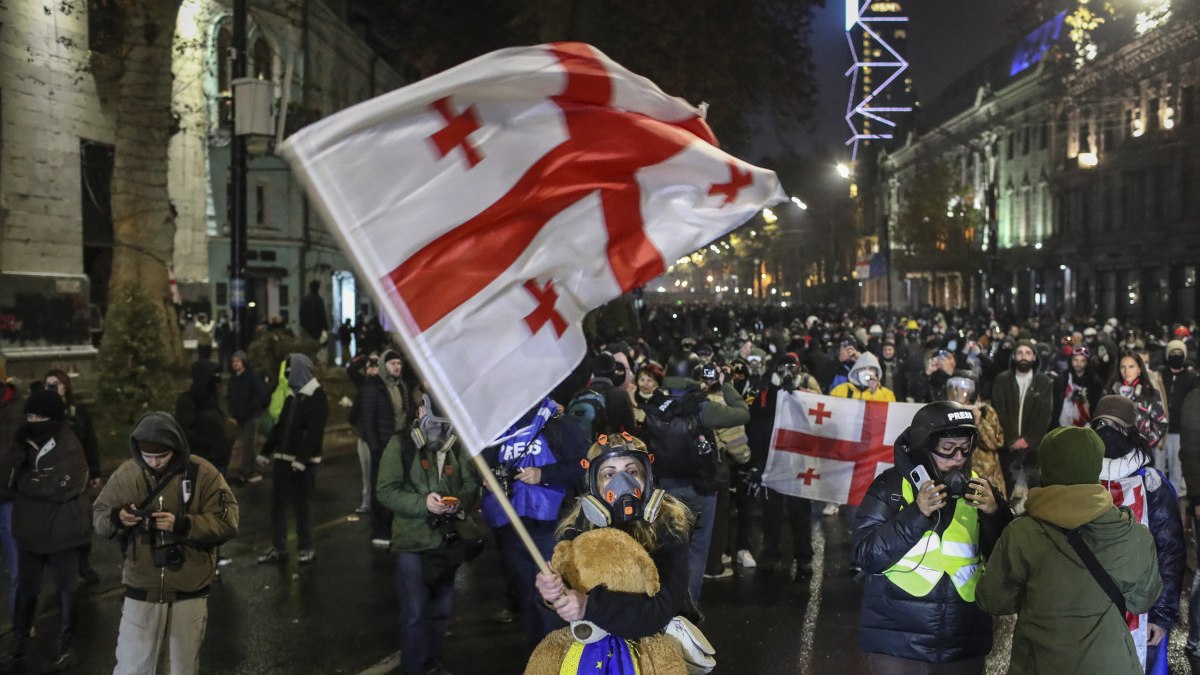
[491, 465, 518, 498]
[151, 539, 185, 570]
[695, 434, 715, 456]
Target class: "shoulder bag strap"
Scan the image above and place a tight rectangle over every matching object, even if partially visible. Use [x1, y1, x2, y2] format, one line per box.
[1042, 520, 1128, 615]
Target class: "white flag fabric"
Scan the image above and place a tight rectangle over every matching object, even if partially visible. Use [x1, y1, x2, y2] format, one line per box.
[761, 392, 922, 505]
[281, 42, 785, 453]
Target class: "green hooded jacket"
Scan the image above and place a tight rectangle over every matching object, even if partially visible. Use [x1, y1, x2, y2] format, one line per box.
[375, 433, 481, 553]
[976, 484, 1161, 674]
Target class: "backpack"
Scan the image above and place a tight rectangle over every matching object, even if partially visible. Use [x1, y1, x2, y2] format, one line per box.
[565, 389, 606, 441]
[640, 391, 719, 491]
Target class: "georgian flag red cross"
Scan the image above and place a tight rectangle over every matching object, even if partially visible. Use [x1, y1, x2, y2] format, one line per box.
[281, 42, 785, 454]
[762, 393, 923, 506]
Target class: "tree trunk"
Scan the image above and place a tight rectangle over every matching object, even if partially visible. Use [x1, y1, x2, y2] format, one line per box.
[100, 0, 186, 367]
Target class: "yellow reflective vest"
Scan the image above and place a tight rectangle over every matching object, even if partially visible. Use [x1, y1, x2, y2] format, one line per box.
[883, 475, 982, 601]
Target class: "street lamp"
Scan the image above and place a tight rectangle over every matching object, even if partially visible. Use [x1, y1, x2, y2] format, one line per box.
[836, 163, 853, 179]
[790, 196, 808, 210]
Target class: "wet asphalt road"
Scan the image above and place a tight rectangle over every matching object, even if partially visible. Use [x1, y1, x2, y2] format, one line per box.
[17, 432, 1195, 674]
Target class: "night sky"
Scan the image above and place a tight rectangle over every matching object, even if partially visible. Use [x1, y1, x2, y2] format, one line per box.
[795, 0, 1015, 154]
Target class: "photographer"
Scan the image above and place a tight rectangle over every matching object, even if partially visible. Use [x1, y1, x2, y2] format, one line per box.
[854, 401, 1012, 674]
[376, 394, 481, 675]
[830, 352, 896, 402]
[93, 411, 238, 675]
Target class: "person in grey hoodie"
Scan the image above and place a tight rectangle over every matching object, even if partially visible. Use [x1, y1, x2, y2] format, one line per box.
[256, 354, 328, 565]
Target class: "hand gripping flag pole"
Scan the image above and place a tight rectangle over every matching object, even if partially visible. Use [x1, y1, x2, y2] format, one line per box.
[281, 41, 786, 575]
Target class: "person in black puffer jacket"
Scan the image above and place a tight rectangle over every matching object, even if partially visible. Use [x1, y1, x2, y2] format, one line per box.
[854, 401, 1012, 674]
[175, 360, 231, 475]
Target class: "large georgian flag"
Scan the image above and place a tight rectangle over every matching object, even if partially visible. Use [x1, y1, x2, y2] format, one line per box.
[281, 42, 785, 453]
[762, 392, 923, 506]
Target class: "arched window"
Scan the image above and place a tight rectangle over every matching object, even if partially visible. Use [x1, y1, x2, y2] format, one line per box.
[253, 37, 273, 81]
[216, 23, 232, 95]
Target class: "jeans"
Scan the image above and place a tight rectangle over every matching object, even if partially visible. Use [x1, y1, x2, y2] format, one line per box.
[1155, 434, 1184, 496]
[356, 439, 371, 511]
[0, 502, 17, 621]
[495, 519, 562, 647]
[659, 478, 717, 607]
[396, 552, 454, 675]
[236, 414, 261, 478]
[271, 461, 317, 551]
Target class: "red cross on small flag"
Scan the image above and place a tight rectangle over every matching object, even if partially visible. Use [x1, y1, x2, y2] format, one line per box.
[762, 392, 923, 506]
[281, 42, 786, 454]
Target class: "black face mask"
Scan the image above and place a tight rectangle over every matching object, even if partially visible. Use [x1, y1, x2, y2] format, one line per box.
[941, 469, 970, 499]
[24, 420, 57, 444]
[1014, 359, 1034, 373]
[1168, 354, 1185, 370]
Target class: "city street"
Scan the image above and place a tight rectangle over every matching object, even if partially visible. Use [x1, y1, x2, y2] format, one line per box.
[18, 430, 1184, 674]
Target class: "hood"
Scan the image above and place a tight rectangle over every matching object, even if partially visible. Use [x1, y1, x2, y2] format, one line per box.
[1025, 484, 1114, 530]
[662, 375, 700, 396]
[188, 359, 220, 398]
[286, 353, 315, 391]
[848, 352, 881, 388]
[890, 433, 921, 483]
[1009, 339, 1041, 372]
[128, 411, 190, 471]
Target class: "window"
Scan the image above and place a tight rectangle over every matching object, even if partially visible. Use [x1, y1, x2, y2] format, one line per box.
[1039, 121, 1049, 150]
[1077, 121, 1090, 153]
[1182, 85, 1196, 126]
[1006, 133, 1014, 160]
[215, 23, 233, 130]
[253, 38, 273, 81]
[255, 184, 267, 226]
[1148, 98, 1160, 131]
[1022, 125, 1031, 155]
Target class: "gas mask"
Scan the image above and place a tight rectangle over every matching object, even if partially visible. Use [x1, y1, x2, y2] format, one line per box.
[580, 435, 665, 528]
[924, 434, 975, 499]
[410, 394, 455, 451]
[771, 364, 799, 392]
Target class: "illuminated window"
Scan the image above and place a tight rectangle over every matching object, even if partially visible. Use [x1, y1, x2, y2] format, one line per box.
[894, 29, 907, 39]
[253, 37, 273, 81]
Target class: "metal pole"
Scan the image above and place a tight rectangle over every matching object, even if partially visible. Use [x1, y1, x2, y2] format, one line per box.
[229, 0, 249, 350]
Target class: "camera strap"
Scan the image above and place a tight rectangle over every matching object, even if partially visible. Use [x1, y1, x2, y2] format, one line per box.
[137, 460, 200, 514]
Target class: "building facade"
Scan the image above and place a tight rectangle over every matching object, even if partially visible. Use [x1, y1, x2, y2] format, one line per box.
[874, 3, 1199, 323]
[0, 0, 399, 375]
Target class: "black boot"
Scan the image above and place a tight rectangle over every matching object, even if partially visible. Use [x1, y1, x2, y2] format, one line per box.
[0, 593, 34, 673]
[45, 591, 77, 672]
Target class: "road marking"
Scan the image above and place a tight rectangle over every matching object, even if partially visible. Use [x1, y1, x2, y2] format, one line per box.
[798, 521, 825, 675]
[357, 650, 402, 675]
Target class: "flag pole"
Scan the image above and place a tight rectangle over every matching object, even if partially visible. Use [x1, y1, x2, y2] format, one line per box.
[470, 454, 554, 576]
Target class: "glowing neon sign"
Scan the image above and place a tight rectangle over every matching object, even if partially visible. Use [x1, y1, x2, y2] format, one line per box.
[1009, 11, 1067, 76]
[845, 0, 912, 159]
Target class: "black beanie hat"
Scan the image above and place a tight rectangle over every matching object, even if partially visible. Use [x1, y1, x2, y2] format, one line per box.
[25, 389, 66, 420]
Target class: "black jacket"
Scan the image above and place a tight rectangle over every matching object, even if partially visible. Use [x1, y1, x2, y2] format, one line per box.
[358, 376, 399, 453]
[3, 422, 91, 555]
[299, 291, 327, 341]
[567, 524, 694, 638]
[176, 361, 231, 467]
[853, 438, 1011, 663]
[65, 401, 101, 478]
[1159, 368, 1198, 434]
[227, 366, 268, 423]
[261, 387, 329, 466]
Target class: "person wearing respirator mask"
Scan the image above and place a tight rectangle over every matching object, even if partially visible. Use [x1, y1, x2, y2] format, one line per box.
[1156, 340, 1196, 499]
[854, 401, 1011, 674]
[830, 352, 895, 402]
[535, 434, 697, 634]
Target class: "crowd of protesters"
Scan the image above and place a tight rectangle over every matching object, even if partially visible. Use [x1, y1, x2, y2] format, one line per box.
[3, 293, 1199, 673]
